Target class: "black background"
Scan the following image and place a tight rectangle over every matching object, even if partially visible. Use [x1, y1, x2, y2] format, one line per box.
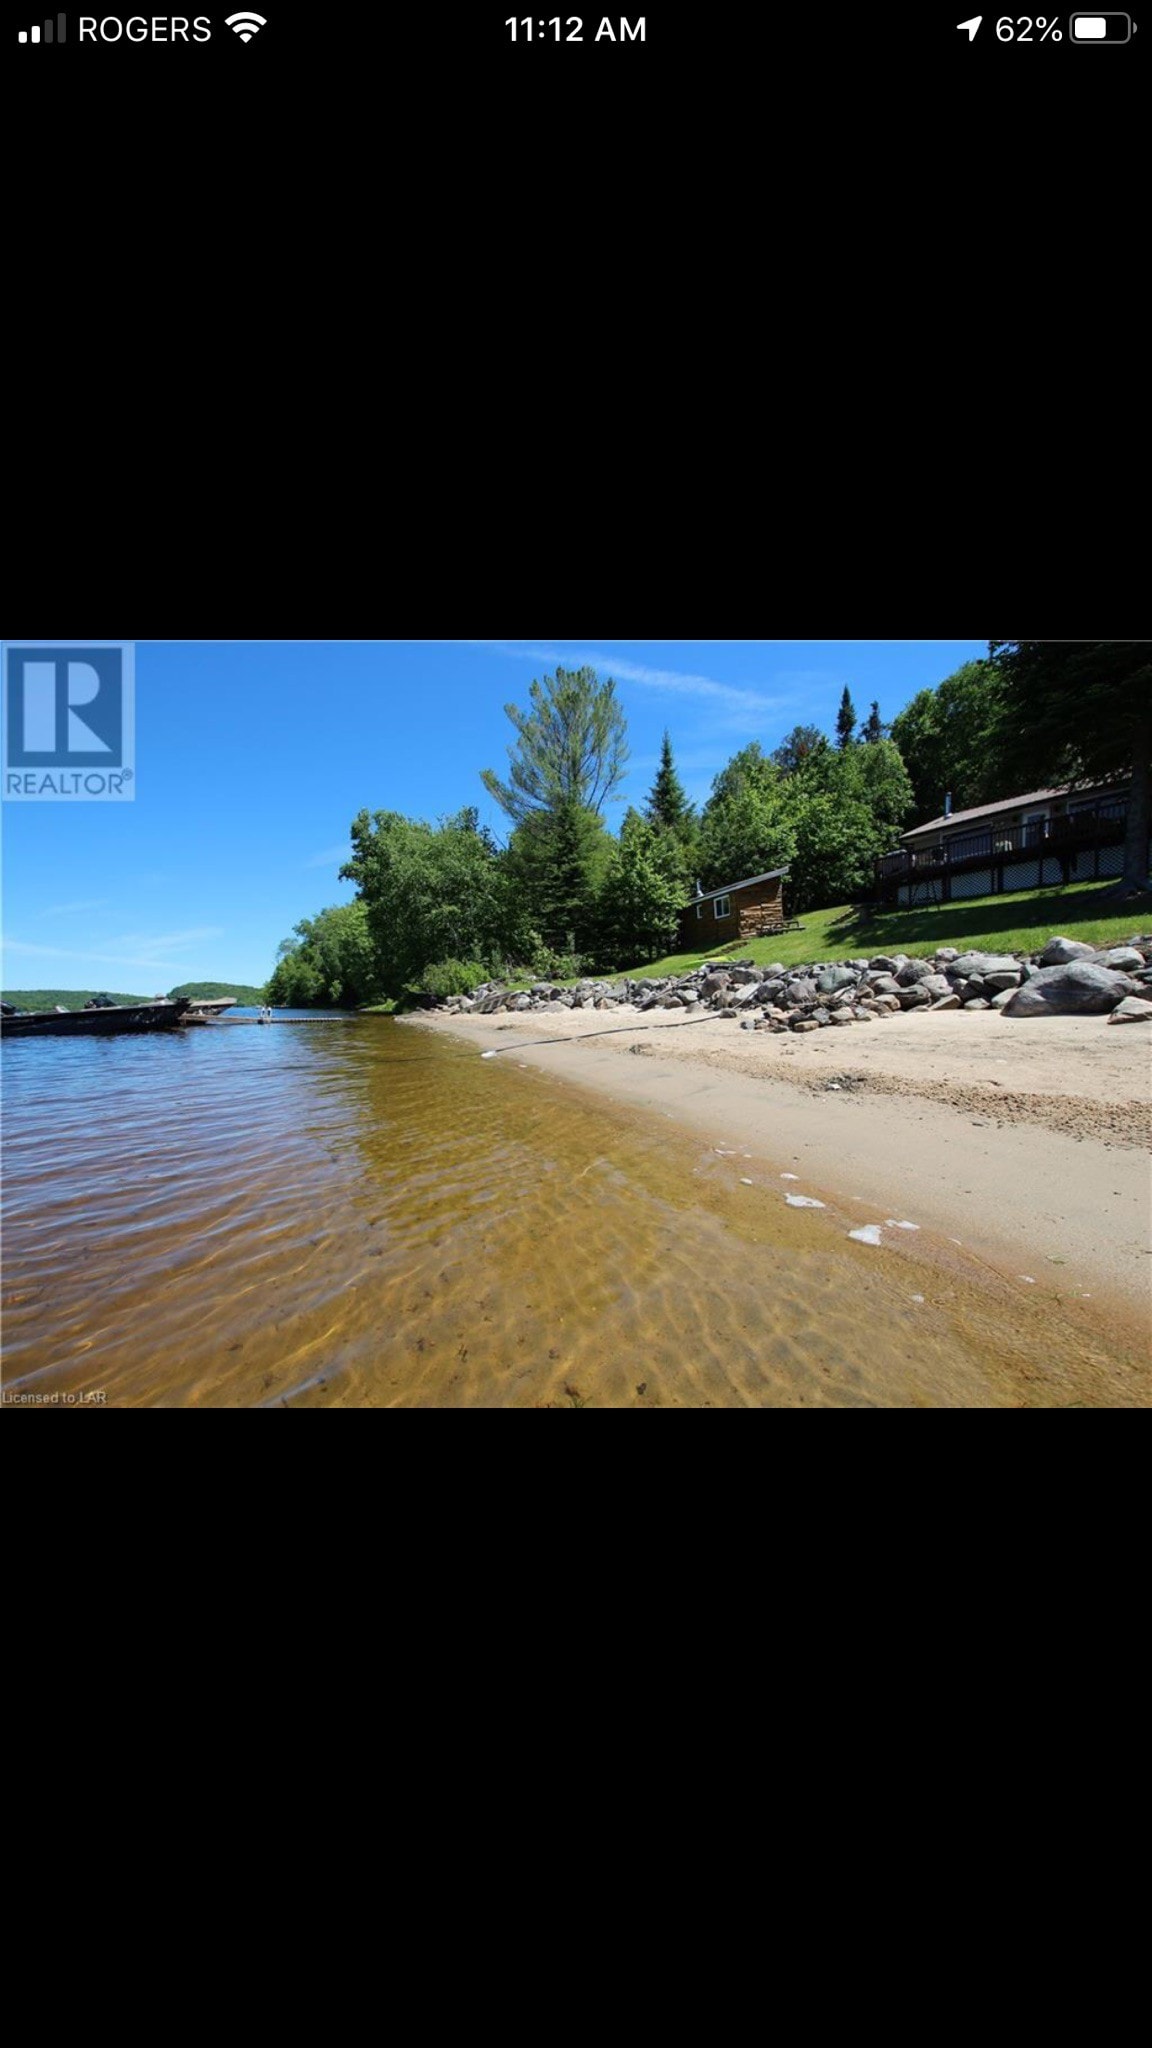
[4, 1, 1140, 627]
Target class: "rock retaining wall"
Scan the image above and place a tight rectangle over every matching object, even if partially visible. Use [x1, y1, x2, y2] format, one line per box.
[436, 935, 1152, 1031]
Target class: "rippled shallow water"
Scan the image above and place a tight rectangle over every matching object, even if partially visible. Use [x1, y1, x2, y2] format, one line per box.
[2, 1017, 1145, 1407]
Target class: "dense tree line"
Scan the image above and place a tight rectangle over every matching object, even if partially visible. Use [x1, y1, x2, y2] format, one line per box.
[268, 646, 1151, 1002]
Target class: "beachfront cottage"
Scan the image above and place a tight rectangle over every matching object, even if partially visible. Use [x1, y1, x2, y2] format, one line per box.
[678, 870, 792, 950]
[875, 780, 1140, 907]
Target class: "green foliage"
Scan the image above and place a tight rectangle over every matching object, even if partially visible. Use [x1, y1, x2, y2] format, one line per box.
[1, 988, 145, 1013]
[840, 738, 916, 844]
[266, 899, 379, 1009]
[862, 702, 885, 744]
[502, 801, 613, 957]
[526, 937, 588, 981]
[340, 807, 507, 999]
[775, 741, 914, 912]
[781, 789, 874, 912]
[418, 959, 489, 999]
[698, 746, 795, 891]
[481, 665, 629, 824]
[988, 639, 1152, 890]
[645, 731, 696, 838]
[772, 725, 825, 775]
[693, 738, 913, 916]
[169, 981, 266, 1004]
[890, 660, 1004, 825]
[597, 809, 691, 965]
[836, 687, 858, 749]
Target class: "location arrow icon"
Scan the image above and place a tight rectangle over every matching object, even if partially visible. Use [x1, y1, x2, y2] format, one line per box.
[956, 15, 983, 36]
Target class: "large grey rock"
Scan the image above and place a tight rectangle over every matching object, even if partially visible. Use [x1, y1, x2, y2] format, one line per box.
[1098, 947, 1146, 972]
[699, 973, 730, 999]
[1108, 996, 1152, 1024]
[1002, 963, 1139, 1016]
[984, 969, 1023, 992]
[963, 999, 991, 1011]
[869, 957, 901, 972]
[1037, 936, 1098, 966]
[867, 974, 903, 996]
[896, 959, 935, 986]
[951, 952, 1024, 980]
[816, 966, 859, 994]
[921, 974, 954, 999]
[729, 967, 761, 985]
[898, 985, 933, 1009]
[930, 994, 962, 1010]
[935, 948, 960, 965]
[785, 979, 819, 1009]
[731, 984, 761, 1007]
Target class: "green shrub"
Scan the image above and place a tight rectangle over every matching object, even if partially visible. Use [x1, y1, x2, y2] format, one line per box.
[418, 959, 487, 999]
[528, 934, 588, 981]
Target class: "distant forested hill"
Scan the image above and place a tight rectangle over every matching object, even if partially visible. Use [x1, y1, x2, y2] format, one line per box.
[2, 989, 145, 1012]
[168, 982, 266, 1004]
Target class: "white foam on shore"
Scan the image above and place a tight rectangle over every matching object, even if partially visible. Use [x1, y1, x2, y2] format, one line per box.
[786, 1195, 826, 1210]
[849, 1225, 883, 1247]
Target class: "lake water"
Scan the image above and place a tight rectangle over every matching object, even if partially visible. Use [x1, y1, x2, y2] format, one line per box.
[1, 1016, 1141, 1407]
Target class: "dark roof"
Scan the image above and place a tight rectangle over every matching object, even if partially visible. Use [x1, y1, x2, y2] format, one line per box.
[903, 780, 1128, 841]
[685, 870, 789, 908]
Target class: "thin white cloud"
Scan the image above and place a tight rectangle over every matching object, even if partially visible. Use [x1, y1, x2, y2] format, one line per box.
[40, 898, 111, 919]
[465, 641, 796, 719]
[106, 927, 225, 952]
[2, 937, 212, 975]
[303, 843, 350, 870]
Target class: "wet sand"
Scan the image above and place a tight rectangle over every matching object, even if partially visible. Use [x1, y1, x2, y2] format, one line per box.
[411, 1007, 1152, 1335]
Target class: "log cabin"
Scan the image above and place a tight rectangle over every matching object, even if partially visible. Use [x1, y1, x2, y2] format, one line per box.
[677, 870, 792, 951]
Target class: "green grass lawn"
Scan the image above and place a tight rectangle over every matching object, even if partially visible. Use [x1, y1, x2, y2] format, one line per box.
[628, 880, 1152, 981]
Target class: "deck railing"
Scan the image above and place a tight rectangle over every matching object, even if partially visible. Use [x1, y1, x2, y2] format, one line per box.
[877, 801, 1129, 884]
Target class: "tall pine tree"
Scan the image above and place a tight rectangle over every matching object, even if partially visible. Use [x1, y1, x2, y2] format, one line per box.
[646, 731, 695, 835]
[836, 688, 858, 749]
[863, 702, 885, 743]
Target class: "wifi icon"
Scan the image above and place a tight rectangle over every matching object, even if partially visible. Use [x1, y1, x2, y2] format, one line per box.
[225, 11, 266, 39]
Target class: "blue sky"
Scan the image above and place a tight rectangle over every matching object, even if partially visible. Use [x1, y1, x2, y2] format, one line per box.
[1, 639, 987, 988]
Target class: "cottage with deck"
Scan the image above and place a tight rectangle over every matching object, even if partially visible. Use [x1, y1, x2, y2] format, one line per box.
[678, 870, 793, 950]
[874, 780, 1138, 906]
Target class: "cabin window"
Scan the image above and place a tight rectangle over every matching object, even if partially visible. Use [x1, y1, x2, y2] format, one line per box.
[1021, 810, 1049, 849]
[714, 896, 731, 920]
[696, 902, 707, 920]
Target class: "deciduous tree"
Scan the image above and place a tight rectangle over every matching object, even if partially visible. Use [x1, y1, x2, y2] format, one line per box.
[987, 639, 1152, 893]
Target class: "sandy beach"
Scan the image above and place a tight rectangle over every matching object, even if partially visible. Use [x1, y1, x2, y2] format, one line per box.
[410, 1006, 1152, 1344]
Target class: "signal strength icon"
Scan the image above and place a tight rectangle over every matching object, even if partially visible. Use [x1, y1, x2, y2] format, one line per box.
[225, 11, 267, 38]
[17, 12, 66, 40]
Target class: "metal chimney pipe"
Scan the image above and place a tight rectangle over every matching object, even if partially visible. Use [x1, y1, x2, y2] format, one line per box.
[944, 793, 953, 819]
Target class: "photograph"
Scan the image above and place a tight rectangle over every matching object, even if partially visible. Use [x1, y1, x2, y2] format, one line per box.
[2, 636, 1150, 1408]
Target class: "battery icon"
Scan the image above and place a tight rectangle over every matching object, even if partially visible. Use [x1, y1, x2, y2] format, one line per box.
[1069, 13, 1132, 36]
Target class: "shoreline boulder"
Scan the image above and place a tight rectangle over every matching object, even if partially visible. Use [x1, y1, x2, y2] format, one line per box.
[1002, 963, 1140, 1017]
